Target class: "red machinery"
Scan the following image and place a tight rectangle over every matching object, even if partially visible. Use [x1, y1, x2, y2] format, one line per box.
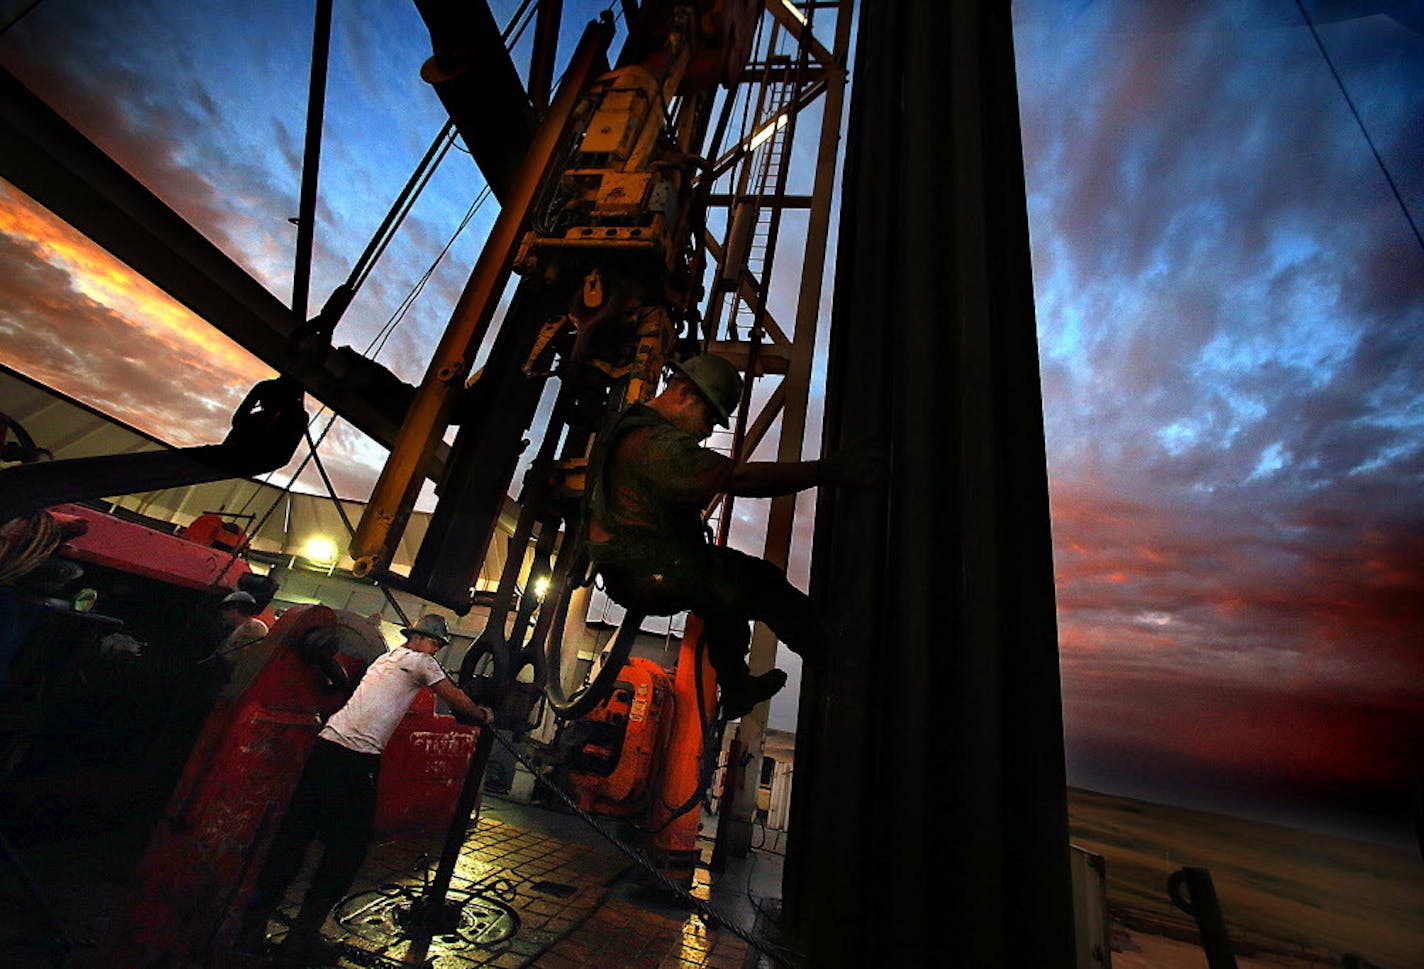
[178, 510, 253, 555]
[52, 502, 254, 592]
[566, 656, 678, 815]
[103, 605, 367, 966]
[1, 498, 485, 960]
[104, 604, 486, 964]
[375, 687, 482, 840]
[2, 3, 789, 959]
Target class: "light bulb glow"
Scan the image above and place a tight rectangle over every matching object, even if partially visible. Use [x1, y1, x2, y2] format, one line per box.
[303, 536, 339, 565]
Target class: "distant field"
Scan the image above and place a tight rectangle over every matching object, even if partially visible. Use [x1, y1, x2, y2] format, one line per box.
[1067, 788, 1424, 969]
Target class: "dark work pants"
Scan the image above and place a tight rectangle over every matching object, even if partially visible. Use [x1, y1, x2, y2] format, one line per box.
[240, 737, 379, 943]
[597, 542, 824, 685]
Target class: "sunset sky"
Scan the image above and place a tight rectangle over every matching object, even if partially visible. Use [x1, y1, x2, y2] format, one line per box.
[1, 0, 1421, 846]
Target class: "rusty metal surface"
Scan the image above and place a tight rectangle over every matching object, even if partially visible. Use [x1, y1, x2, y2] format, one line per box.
[48, 502, 252, 592]
[373, 689, 480, 841]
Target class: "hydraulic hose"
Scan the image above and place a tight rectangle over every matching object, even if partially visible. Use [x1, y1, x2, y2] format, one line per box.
[543, 609, 644, 720]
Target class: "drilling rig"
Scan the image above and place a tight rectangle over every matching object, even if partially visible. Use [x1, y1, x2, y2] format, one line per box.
[2, 0, 1089, 963]
[341, 0, 842, 885]
[0, 0, 853, 958]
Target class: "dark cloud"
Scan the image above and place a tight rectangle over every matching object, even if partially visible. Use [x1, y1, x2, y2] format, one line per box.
[270, 116, 303, 179]
[2, 0, 1420, 836]
[1, 5, 307, 292]
[0, 185, 393, 505]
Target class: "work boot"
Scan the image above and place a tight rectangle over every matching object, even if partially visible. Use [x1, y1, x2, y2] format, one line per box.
[719, 668, 788, 720]
[273, 933, 345, 968]
[232, 907, 276, 959]
[274, 903, 344, 967]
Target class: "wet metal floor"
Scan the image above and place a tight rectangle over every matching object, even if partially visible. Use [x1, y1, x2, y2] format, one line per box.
[1, 786, 787, 969]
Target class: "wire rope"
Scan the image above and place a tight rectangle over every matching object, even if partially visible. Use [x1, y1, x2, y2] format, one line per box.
[486, 727, 805, 968]
[222, 172, 492, 571]
[347, 122, 458, 293]
[302, 426, 411, 627]
[0, 510, 61, 584]
[0, 0, 44, 36]
[1293, 0, 1424, 256]
[230, 0, 526, 524]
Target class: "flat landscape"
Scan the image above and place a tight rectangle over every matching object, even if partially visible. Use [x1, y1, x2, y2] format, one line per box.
[1067, 788, 1424, 969]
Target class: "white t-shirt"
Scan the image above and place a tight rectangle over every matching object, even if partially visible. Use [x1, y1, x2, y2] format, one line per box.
[223, 617, 269, 652]
[217, 618, 271, 701]
[319, 646, 447, 755]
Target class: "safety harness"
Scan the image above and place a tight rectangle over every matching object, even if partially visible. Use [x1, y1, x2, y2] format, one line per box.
[582, 402, 667, 545]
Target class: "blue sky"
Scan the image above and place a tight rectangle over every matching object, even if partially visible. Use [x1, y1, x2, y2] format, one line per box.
[1, 0, 1421, 845]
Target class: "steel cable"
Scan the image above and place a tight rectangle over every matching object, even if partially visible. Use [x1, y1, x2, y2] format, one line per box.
[485, 727, 805, 968]
[1293, 0, 1423, 257]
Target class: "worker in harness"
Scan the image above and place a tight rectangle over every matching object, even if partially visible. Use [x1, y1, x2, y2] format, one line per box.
[586, 354, 884, 719]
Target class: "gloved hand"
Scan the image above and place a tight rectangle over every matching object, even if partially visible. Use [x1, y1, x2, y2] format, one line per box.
[821, 439, 890, 489]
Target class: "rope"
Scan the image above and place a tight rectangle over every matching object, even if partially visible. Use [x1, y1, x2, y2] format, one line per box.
[368, 185, 490, 359]
[193, 631, 268, 668]
[208, 412, 337, 588]
[215, 166, 486, 578]
[0, 511, 63, 585]
[232, 0, 526, 522]
[347, 122, 458, 294]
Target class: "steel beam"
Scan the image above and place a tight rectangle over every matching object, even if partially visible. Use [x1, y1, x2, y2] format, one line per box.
[291, 0, 334, 321]
[351, 16, 616, 579]
[0, 67, 435, 469]
[765, 0, 834, 66]
[722, 0, 853, 860]
[782, 1, 1077, 965]
[401, 285, 554, 610]
[528, 0, 564, 111]
[710, 78, 828, 178]
[414, 0, 537, 205]
[738, 63, 827, 83]
[701, 232, 794, 349]
[706, 339, 790, 375]
[705, 193, 813, 208]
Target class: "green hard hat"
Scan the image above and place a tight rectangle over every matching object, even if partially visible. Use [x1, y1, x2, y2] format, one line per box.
[402, 613, 451, 645]
[670, 354, 743, 426]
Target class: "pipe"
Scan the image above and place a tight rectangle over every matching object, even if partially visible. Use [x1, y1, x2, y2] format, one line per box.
[1168, 867, 1239, 969]
[351, 15, 615, 578]
[292, 0, 334, 321]
[406, 726, 497, 932]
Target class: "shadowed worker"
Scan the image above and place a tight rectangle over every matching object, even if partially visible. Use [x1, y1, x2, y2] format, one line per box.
[235, 613, 491, 964]
[585, 354, 885, 719]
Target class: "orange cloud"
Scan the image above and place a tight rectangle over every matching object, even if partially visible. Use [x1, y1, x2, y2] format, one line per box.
[0, 181, 274, 389]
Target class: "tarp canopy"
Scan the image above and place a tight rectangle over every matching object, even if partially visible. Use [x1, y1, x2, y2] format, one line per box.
[1, 364, 517, 584]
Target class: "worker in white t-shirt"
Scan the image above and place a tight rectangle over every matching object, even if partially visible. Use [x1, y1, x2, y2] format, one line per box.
[211, 590, 271, 701]
[234, 613, 491, 963]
